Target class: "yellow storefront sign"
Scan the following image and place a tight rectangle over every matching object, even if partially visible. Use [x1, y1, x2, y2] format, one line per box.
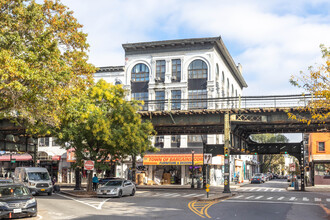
[143, 154, 203, 165]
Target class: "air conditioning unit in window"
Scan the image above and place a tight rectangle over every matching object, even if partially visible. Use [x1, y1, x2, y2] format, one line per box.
[155, 77, 161, 82]
[171, 76, 177, 81]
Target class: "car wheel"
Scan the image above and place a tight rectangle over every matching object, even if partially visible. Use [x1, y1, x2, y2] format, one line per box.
[117, 190, 122, 198]
[130, 189, 135, 196]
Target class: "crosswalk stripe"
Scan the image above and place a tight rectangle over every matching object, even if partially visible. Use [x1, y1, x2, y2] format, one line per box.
[289, 197, 296, 201]
[162, 193, 177, 197]
[249, 188, 256, 191]
[235, 195, 244, 198]
[256, 188, 261, 191]
[246, 196, 254, 199]
[255, 196, 263, 199]
[271, 189, 276, 192]
[315, 198, 321, 202]
[267, 197, 273, 200]
[277, 197, 284, 200]
[242, 188, 248, 191]
[264, 188, 269, 191]
[182, 193, 198, 197]
[303, 197, 309, 201]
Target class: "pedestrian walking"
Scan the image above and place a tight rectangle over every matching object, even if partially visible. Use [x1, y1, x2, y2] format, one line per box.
[92, 174, 99, 191]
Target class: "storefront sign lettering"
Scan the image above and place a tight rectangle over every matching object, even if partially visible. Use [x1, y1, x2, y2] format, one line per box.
[143, 154, 203, 165]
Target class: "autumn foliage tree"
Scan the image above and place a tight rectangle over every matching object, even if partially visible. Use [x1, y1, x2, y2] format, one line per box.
[0, 0, 95, 134]
[289, 45, 330, 125]
[56, 79, 156, 192]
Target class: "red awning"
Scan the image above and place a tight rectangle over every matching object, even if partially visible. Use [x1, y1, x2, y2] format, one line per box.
[0, 153, 32, 161]
[52, 155, 61, 161]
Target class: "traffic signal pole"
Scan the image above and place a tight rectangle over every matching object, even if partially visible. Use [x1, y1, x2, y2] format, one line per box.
[223, 112, 231, 193]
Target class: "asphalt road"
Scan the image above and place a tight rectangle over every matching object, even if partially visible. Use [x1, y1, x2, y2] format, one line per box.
[28, 179, 330, 220]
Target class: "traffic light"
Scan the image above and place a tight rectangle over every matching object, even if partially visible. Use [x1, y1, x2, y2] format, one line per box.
[224, 147, 229, 157]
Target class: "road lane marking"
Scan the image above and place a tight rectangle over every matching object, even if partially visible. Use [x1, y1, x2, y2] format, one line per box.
[255, 196, 263, 199]
[245, 196, 254, 199]
[315, 198, 321, 202]
[249, 188, 256, 191]
[289, 197, 296, 201]
[57, 193, 107, 210]
[271, 189, 276, 192]
[277, 197, 284, 200]
[303, 197, 309, 201]
[188, 199, 223, 218]
[224, 200, 318, 206]
[256, 188, 261, 191]
[264, 188, 269, 191]
[267, 197, 273, 200]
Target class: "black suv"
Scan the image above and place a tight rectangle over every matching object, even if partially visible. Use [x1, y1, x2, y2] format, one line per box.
[0, 183, 37, 219]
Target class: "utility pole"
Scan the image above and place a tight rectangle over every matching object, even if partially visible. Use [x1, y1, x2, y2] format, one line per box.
[191, 150, 195, 188]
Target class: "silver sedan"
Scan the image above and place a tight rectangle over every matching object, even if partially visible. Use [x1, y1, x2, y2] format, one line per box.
[97, 180, 136, 198]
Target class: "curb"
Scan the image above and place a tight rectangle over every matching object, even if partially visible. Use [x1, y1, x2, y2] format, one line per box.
[59, 191, 97, 198]
[197, 192, 237, 202]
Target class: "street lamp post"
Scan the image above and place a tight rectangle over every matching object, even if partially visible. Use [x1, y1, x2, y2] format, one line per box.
[191, 150, 195, 189]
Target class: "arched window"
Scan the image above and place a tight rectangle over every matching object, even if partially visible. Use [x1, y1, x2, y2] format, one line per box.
[226, 78, 229, 97]
[188, 59, 208, 79]
[231, 85, 234, 97]
[131, 63, 149, 82]
[115, 80, 122, 85]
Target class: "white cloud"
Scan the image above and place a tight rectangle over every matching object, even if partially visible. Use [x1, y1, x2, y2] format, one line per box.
[61, 0, 330, 95]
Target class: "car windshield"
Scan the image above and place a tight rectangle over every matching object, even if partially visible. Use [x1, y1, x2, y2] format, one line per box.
[28, 172, 50, 181]
[105, 181, 123, 186]
[0, 185, 30, 198]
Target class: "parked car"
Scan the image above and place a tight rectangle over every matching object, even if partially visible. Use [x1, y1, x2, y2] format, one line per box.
[14, 167, 53, 196]
[252, 173, 265, 183]
[0, 178, 13, 185]
[251, 175, 263, 184]
[98, 177, 123, 186]
[0, 183, 37, 218]
[97, 179, 136, 198]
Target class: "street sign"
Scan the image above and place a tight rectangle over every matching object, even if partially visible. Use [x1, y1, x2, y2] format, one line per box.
[289, 163, 295, 172]
[84, 160, 95, 170]
[204, 154, 212, 164]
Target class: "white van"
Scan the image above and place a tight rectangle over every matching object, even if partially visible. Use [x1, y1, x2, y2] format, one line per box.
[14, 167, 53, 195]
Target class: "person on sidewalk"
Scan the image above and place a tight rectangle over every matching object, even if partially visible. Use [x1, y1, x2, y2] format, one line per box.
[92, 174, 99, 191]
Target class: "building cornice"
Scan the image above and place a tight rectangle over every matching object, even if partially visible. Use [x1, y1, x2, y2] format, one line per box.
[96, 66, 125, 73]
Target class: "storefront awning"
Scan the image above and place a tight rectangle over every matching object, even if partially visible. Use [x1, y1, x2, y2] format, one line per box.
[143, 154, 203, 165]
[0, 153, 32, 161]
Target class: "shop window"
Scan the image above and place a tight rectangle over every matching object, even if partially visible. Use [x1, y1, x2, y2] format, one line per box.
[131, 63, 149, 82]
[171, 59, 181, 82]
[171, 90, 181, 110]
[315, 164, 330, 175]
[155, 91, 165, 111]
[156, 60, 165, 82]
[318, 142, 325, 152]
[39, 137, 49, 147]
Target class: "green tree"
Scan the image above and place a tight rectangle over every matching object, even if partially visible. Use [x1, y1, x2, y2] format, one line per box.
[289, 45, 330, 125]
[251, 134, 288, 173]
[56, 79, 156, 192]
[0, 0, 95, 134]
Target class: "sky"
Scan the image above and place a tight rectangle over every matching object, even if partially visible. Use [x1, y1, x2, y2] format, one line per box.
[59, 0, 329, 142]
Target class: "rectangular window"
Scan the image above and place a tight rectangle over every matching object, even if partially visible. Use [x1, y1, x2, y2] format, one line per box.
[155, 135, 164, 148]
[318, 142, 325, 152]
[156, 60, 165, 82]
[171, 59, 181, 82]
[52, 137, 60, 147]
[171, 90, 181, 110]
[171, 135, 180, 148]
[39, 137, 49, 147]
[132, 92, 148, 110]
[155, 91, 165, 110]
[188, 89, 207, 109]
[187, 135, 207, 148]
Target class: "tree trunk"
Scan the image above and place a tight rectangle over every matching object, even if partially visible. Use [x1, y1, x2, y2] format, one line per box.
[86, 170, 93, 192]
[132, 154, 136, 184]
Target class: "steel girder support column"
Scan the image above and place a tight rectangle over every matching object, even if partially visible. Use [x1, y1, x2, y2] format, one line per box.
[300, 142, 305, 191]
[223, 112, 231, 193]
